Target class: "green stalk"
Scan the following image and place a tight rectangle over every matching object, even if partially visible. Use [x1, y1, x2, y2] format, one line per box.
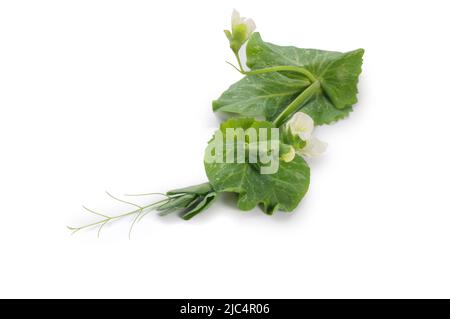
[272, 80, 321, 127]
[231, 48, 316, 83]
[241, 65, 316, 83]
[68, 198, 170, 234]
[234, 51, 245, 73]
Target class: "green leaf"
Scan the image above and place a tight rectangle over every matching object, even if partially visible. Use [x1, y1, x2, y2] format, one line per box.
[301, 94, 354, 125]
[204, 118, 310, 214]
[157, 193, 196, 215]
[212, 72, 310, 120]
[160, 182, 219, 219]
[214, 32, 364, 125]
[247, 33, 363, 123]
[167, 182, 214, 196]
[181, 192, 218, 220]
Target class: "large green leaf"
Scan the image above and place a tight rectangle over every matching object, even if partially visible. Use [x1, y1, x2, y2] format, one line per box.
[212, 72, 310, 120]
[204, 118, 310, 214]
[301, 94, 354, 125]
[214, 33, 364, 125]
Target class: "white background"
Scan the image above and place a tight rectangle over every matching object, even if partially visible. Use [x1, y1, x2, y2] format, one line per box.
[1, 0, 449, 298]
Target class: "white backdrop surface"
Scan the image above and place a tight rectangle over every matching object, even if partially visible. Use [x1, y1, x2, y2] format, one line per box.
[1, 0, 449, 298]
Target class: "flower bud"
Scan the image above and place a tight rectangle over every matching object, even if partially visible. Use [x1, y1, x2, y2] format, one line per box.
[225, 9, 256, 53]
[280, 144, 296, 163]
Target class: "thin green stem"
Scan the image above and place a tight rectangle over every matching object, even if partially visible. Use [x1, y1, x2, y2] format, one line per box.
[105, 191, 142, 209]
[272, 80, 321, 127]
[97, 220, 109, 238]
[124, 192, 168, 197]
[82, 206, 110, 219]
[226, 61, 242, 73]
[242, 66, 316, 83]
[69, 198, 169, 234]
[234, 51, 244, 72]
[230, 45, 316, 83]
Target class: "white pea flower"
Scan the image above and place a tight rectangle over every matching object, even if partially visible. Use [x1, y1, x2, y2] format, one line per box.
[285, 111, 327, 158]
[225, 10, 256, 53]
[287, 112, 314, 141]
[298, 137, 328, 158]
[231, 9, 256, 40]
